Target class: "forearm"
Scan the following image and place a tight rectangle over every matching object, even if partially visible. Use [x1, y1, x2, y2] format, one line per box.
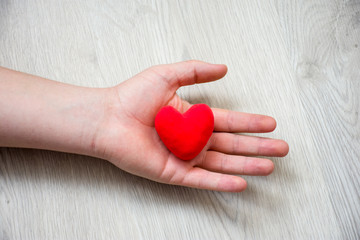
[0, 67, 109, 156]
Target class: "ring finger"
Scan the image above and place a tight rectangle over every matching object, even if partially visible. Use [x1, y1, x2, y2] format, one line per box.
[196, 151, 275, 176]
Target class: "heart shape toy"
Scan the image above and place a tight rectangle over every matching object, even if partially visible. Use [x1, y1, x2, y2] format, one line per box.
[155, 104, 214, 160]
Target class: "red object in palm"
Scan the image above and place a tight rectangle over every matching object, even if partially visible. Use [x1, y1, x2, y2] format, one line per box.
[155, 104, 214, 160]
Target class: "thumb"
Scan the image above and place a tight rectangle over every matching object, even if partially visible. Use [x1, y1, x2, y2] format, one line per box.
[148, 60, 228, 89]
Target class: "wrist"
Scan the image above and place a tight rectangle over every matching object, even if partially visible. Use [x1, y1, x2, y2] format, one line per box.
[57, 87, 113, 157]
[28, 85, 115, 158]
[77, 87, 120, 159]
[0, 67, 114, 157]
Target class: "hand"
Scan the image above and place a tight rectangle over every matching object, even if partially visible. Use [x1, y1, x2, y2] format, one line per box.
[93, 60, 289, 192]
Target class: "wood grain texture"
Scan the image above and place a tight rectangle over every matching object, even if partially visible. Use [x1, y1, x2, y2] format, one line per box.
[0, 0, 359, 239]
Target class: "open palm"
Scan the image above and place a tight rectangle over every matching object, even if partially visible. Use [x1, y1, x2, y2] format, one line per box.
[94, 61, 289, 192]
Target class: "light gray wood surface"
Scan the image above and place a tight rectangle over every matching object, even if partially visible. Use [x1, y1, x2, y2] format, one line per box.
[1, 0, 359, 239]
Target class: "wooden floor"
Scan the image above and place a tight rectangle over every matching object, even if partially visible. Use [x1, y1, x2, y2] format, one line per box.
[1, 0, 359, 239]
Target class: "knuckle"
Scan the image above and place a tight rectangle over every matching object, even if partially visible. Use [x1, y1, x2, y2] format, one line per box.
[226, 112, 236, 132]
[232, 135, 240, 153]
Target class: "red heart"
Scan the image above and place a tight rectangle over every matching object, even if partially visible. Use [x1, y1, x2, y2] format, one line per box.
[155, 104, 214, 160]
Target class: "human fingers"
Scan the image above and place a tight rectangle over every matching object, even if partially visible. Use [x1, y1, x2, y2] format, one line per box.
[180, 167, 247, 192]
[210, 132, 289, 157]
[149, 60, 227, 90]
[195, 151, 274, 176]
[212, 108, 277, 133]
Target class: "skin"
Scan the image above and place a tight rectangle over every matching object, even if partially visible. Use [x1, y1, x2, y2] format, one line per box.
[0, 60, 289, 192]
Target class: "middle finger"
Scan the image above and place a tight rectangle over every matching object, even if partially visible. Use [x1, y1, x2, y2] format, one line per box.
[209, 132, 289, 157]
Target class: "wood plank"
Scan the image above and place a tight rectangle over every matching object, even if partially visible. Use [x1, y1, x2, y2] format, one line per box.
[274, 1, 360, 238]
[0, 0, 358, 239]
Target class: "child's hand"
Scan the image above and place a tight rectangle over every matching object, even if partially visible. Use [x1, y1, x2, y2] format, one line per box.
[92, 61, 289, 192]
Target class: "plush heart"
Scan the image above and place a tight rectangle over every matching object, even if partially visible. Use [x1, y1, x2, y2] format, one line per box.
[155, 104, 214, 160]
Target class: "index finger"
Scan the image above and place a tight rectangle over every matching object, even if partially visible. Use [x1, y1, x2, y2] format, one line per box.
[212, 108, 277, 133]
